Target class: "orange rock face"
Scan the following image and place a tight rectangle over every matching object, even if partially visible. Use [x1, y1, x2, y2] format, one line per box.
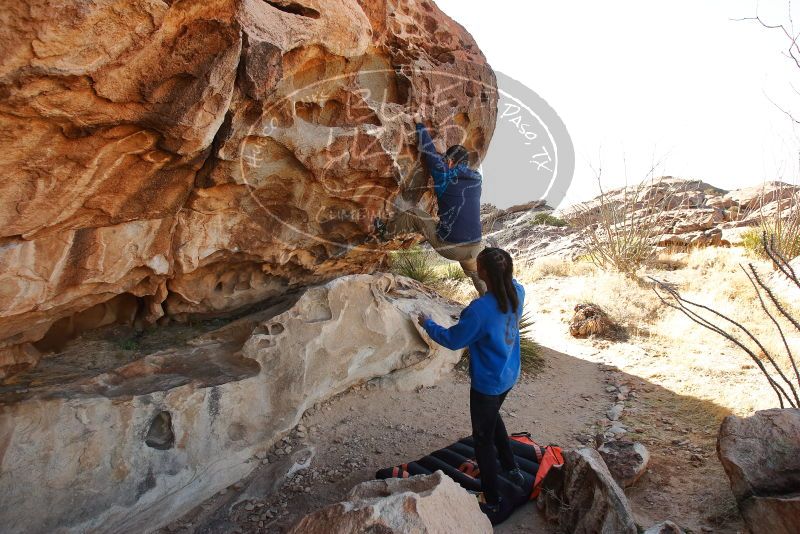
[0, 0, 497, 377]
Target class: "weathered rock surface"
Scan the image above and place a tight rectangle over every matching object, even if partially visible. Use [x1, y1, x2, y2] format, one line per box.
[481, 203, 587, 263]
[537, 448, 638, 534]
[288, 471, 492, 534]
[0, 0, 497, 378]
[643, 520, 686, 534]
[0, 274, 463, 533]
[597, 440, 650, 488]
[717, 408, 800, 534]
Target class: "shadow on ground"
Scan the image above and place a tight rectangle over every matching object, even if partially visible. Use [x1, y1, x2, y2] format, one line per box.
[158, 344, 743, 534]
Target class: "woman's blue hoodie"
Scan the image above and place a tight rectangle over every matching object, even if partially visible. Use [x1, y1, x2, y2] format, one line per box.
[423, 280, 525, 395]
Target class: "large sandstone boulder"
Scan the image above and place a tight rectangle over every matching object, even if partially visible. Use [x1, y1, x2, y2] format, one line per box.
[0, 0, 497, 378]
[288, 471, 492, 534]
[717, 408, 800, 534]
[537, 448, 638, 534]
[0, 274, 463, 533]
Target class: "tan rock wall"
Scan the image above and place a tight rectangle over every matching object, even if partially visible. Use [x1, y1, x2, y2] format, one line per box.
[0, 0, 497, 377]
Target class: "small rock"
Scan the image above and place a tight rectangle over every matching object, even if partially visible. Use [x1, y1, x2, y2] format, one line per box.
[607, 404, 624, 421]
[598, 440, 650, 488]
[607, 425, 627, 436]
[606, 386, 618, 393]
[244, 503, 255, 511]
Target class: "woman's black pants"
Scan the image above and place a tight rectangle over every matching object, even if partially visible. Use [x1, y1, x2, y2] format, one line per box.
[470, 386, 518, 504]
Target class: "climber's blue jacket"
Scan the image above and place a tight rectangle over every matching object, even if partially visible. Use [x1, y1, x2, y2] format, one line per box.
[416, 123, 482, 244]
[423, 280, 525, 395]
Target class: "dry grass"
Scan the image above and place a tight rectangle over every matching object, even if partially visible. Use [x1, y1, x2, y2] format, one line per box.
[516, 259, 662, 337]
[517, 256, 596, 282]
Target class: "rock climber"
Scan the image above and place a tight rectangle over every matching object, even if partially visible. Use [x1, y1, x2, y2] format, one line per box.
[416, 246, 525, 520]
[374, 120, 486, 295]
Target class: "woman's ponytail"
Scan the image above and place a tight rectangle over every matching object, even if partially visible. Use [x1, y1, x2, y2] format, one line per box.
[477, 247, 518, 315]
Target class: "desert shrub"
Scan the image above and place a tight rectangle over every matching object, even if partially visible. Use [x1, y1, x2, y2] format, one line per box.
[531, 212, 568, 227]
[742, 225, 800, 260]
[441, 263, 467, 281]
[572, 179, 669, 275]
[741, 187, 800, 260]
[118, 338, 139, 351]
[390, 246, 437, 285]
[519, 310, 544, 373]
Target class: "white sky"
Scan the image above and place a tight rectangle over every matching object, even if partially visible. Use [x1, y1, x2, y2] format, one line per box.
[436, 0, 800, 205]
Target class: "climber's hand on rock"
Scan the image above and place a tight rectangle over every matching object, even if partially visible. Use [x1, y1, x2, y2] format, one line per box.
[416, 313, 428, 327]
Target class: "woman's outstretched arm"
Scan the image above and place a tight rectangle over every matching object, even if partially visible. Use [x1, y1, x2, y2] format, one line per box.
[420, 305, 483, 350]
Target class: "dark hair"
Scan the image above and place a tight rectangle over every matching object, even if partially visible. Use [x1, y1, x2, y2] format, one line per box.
[477, 247, 518, 314]
[445, 144, 469, 166]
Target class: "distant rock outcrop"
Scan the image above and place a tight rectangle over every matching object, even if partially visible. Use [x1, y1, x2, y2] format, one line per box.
[0, 0, 497, 379]
[482, 177, 798, 264]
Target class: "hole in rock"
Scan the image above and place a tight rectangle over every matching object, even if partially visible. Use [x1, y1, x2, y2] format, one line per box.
[263, 0, 320, 19]
[269, 323, 285, 335]
[145, 411, 175, 450]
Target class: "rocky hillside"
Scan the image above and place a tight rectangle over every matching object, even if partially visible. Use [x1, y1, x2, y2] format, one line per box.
[483, 177, 799, 263]
[0, 0, 497, 378]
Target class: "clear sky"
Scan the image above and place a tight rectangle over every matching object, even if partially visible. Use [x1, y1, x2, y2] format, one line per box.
[436, 0, 800, 206]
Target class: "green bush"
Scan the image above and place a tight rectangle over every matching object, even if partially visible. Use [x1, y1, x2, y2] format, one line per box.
[442, 263, 467, 281]
[118, 338, 139, 351]
[390, 246, 438, 284]
[531, 212, 568, 227]
[741, 224, 800, 261]
[519, 310, 544, 374]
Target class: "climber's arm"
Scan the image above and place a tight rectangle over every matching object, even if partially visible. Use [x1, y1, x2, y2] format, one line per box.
[416, 123, 450, 196]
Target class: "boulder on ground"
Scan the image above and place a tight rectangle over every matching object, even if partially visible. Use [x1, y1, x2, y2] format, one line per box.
[288, 471, 492, 534]
[598, 440, 650, 488]
[717, 408, 800, 534]
[569, 303, 620, 339]
[537, 448, 637, 534]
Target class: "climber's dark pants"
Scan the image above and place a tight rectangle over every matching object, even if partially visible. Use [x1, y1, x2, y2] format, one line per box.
[470, 387, 518, 504]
